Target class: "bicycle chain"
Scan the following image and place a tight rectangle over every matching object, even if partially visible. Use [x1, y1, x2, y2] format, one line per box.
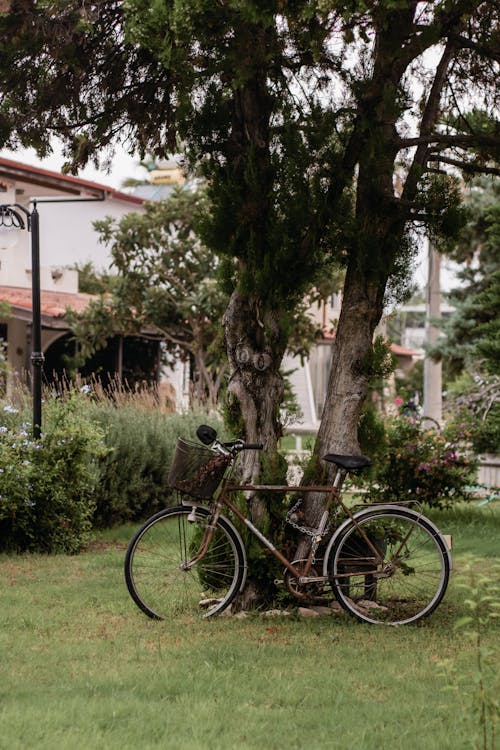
[285, 498, 320, 537]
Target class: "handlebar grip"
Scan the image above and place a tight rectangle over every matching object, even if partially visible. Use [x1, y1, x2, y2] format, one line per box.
[221, 440, 264, 451]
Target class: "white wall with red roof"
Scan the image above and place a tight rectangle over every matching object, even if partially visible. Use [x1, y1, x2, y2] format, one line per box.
[0, 156, 145, 294]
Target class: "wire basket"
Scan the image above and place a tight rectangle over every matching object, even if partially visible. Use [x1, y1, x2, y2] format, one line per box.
[167, 438, 230, 500]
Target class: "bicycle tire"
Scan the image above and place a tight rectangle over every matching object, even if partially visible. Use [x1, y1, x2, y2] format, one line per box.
[327, 507, 450, 625]
[418, 416, 441, 431]
[124, 505, 246, 620]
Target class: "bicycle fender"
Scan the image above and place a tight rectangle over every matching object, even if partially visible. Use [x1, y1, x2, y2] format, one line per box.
[322, 503, 453, 579]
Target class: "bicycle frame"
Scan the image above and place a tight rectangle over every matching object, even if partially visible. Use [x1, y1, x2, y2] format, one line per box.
[126, 429, 453, 624]
[182, 463, 389, 587]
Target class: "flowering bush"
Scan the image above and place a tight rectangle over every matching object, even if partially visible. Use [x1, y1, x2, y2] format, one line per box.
[0, 393, 107, 553]
[364, 416, 477, 509]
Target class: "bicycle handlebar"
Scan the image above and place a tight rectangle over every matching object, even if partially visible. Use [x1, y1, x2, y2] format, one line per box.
[222, 440, 263, 452]
[196, 425, 263, 454]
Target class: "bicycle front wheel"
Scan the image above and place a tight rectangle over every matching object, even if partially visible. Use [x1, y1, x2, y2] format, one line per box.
[124, 505, 246, 620]
[327, 507, 450, 625]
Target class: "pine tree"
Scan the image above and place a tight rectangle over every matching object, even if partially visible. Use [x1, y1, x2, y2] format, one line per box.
[439, 179, 500, 375]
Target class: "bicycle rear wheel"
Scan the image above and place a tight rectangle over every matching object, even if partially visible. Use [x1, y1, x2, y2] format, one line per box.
[124, 505, 246, 620]
[327, 507, 450, 625]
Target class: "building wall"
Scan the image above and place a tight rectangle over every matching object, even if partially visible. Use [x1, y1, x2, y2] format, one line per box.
[6, 317, 28, 376]
[36, 197, 144, 273]
[1, 167, 191, 410]
[0, 196, 144, 294]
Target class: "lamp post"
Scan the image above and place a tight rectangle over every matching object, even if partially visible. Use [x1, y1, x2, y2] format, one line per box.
[0, 201, 43, 439]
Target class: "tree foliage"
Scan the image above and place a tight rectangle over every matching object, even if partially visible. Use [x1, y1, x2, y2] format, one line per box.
[436, 177, 500, 376]
[1, 2, 498, 405]
[67, 188, 229, 403]
[434, 177, 500, 454]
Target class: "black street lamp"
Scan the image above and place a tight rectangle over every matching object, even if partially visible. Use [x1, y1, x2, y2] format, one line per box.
[0, 201, 43, 439]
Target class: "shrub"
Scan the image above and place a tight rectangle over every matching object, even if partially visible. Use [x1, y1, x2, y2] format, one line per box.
[0, 381, 226, 546]
[85, 401, 224, 526]
[448, 373, 500, 454]
[364, 416, 477, 509]
[0, 393, 106, 553]
[470, 402, 500, 454]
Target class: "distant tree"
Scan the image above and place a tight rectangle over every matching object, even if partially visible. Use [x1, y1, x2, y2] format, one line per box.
[436, 178, 500, 376]
[71, 261, 118, 296]
[67, 189, 229, 405]
[433, 177, 500, 454]
[474, 269, 500, 375]
[68, 187, 321, 406]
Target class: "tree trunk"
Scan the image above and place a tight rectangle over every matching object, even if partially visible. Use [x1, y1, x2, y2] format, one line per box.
[318, 270, 383, 453]
[295, 266, 385, 550]
[223, 289, 286, 483]
[222, 288, 288, 608]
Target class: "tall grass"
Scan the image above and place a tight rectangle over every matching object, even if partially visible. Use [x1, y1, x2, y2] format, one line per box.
[87, 401, 222, 526]
[76, 379, 225, 525]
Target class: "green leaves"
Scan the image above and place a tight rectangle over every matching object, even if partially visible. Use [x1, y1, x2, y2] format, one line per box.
[437, 557, 500, 750]
[0, 391, 107, 553]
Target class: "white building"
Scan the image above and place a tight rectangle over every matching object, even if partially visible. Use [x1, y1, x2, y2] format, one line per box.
[0, 156, 188, 407]
[283, 294, 419, 441]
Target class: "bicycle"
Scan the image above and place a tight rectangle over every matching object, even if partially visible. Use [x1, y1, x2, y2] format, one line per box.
[124, 424, 452, 626]
[400, 397, 441, 431]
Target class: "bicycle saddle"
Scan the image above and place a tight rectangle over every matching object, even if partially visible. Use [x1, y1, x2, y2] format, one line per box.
[322, 454, 372, 470]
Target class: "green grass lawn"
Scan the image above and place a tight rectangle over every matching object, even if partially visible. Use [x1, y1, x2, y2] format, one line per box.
[1, 504, 499, 750]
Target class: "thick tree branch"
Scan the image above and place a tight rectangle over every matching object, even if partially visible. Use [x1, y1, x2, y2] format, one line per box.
[429, 155, 500, 176]
[401, 0, 484, 67]
[448, 32, 500, 58]
[401, 40, 456, 204]
[399, 133, 499, 149]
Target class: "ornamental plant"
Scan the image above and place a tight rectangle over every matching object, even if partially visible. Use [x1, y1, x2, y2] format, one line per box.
[0, 392, 107, 553]
[86, 401, 224, 527]
[364, 416, 477, 509]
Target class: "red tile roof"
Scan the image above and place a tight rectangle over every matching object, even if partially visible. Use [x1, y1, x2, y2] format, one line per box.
[0, 285, 161, 337]
[0, 156, 144, 205]
[389, 342, 419, 357]
[0, 285, 95, 317]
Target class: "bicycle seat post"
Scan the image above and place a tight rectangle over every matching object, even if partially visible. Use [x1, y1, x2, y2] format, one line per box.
[310, 467, 347, 543]
[333, 467, 348, 493]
